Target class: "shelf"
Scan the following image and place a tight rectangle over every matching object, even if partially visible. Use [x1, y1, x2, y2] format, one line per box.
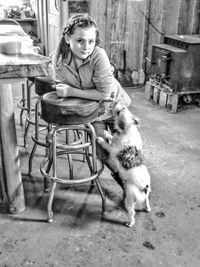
[14, 18, 36, 23]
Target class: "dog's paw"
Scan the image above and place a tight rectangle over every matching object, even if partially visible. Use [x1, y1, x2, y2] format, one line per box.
[144, 206, 151, 212]
[103, 130, 111, 139]
[125, 220, 135, 228]
[97, 137, 105, 144]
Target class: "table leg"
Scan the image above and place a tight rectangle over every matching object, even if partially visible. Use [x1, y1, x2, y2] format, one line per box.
[0, 82, 25, 213]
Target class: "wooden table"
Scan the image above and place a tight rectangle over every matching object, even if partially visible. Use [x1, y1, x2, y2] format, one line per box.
[0, 52, 50, 213]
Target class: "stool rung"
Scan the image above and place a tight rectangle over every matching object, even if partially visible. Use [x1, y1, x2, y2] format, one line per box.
[40, 156, 104, 185]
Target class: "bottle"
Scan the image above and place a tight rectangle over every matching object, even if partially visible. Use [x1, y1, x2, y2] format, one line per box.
[131, 70, 139, 85]
[138, 68, 145, 86]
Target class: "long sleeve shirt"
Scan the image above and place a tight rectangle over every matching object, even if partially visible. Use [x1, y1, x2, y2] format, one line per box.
[54, 45, 131, 121]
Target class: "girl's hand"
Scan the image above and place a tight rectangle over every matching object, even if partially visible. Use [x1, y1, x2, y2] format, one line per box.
[53, 83, 71, 97]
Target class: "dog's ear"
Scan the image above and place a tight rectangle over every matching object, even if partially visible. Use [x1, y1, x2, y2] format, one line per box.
[112, 101, 124, 116]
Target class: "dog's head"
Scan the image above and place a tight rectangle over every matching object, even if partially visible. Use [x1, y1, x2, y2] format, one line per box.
[112, 102, 139, 131]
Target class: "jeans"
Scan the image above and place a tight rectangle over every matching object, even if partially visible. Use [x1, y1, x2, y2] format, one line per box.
[92, 117, 125, 190]
[92, 117, 117, 173]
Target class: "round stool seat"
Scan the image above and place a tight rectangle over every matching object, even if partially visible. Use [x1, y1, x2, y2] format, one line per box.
[41, 91, 99, 125]
[35, 76, 56, 96]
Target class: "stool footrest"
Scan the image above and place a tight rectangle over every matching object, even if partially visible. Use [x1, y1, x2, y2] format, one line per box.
[40, 156, 104, 185]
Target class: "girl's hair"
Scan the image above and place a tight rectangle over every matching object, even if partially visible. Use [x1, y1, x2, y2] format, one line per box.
[54, 14, 100, 66]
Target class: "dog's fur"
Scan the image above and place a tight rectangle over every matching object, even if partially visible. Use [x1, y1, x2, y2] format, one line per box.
[97, 102, 151, 227]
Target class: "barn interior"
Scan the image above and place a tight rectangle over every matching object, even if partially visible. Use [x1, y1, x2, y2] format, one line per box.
[0, 1, 200, 266]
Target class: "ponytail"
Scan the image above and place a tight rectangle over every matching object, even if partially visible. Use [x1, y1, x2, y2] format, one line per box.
[54, 36, 70, 67]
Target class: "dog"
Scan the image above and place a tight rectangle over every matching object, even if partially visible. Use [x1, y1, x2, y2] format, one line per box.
[97, 102, 151, 227]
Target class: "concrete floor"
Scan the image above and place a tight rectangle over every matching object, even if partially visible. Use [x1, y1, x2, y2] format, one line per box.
[0, 85, 200, 267]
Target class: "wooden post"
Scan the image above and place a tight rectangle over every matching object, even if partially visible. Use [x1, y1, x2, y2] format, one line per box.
[159, 91, 168, 108]
[145, 81, 153, 100]
[153, 87, 160, 104]
[0, 144, 7, 202]
[0, 81, 25, 214]
[167, 94, 179, 113]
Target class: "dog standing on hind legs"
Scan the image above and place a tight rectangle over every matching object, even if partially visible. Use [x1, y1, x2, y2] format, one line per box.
[97, 102, 151, 227]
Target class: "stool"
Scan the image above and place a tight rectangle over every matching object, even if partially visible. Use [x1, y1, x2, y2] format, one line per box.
[39, 91, 106, 222]
[17, 78, 36, 147]
[17, 74, 52, 147]
[28, 76, 56, 173]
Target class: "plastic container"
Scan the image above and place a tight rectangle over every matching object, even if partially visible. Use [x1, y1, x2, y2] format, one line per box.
[0, 35, 21, 54]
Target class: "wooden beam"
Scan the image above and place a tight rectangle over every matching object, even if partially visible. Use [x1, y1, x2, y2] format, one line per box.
[163, 0, 180, 34]
[178, 0, 197, 34]
[0, 81, 25, 214]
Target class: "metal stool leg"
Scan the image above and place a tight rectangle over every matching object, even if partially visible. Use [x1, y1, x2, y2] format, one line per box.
[47, 181, 57, 223]
[44, 142, 54, 192]
[28, 97, 41, 173]
[87, 123, 107, 215]
[67, 154, 73, 179]
[19, 82, 26, 126]
[28, 97, 50, 174]
[44, 157, 53, 192]
[24, 120, 31, 148]
[23, 79, 35, 147]
[28, 142, 37, 174]
[65, 130, 74, 179]
[47, 130, 58, 222]
[95, 178, 107, 215]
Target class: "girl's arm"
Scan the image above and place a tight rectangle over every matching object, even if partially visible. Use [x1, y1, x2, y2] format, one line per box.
[53, 47, 115, 101]
[53, 83, 106, 101]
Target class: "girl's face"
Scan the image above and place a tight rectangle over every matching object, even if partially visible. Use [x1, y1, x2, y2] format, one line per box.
[65, 26, 96, 60]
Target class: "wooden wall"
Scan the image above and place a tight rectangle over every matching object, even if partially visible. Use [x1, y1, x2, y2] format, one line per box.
[145, 0, 200, 59]
[90, 0, 200, 81]
[90, 0, 147, 72]
[56, 0, 200, 83]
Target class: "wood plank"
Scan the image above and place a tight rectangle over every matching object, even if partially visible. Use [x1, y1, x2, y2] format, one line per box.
[82, 0, 200, 76]
[145, 0, 165, 70]
[0, 54, 49, 78]
[159, 91, 168, 107]
[0, 82, 25, 213]
[59, 0, 68, 31]
[145, 81, 153, 100]
[126, 0, 146, 70]
[142, 0, 151, 73]
[178, 0, 196, 34]
[37, 0, 48, 55]
[90, 0, 107, 46]
[0, 53, 49, 213]
[163, 0, 179, 34]
[0, 144, 7, 203]
[107, 0, 127, 69]
[48, 13, 59, 54]
[153, 87, 160, 104]
[167, 94, 179, 113]
[191, 0, 200, 34]
[105, 0, 112, 58]
[99, 0, 107, 47]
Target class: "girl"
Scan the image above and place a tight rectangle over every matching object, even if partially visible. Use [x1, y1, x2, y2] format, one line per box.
[53, 14, 131, 190]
